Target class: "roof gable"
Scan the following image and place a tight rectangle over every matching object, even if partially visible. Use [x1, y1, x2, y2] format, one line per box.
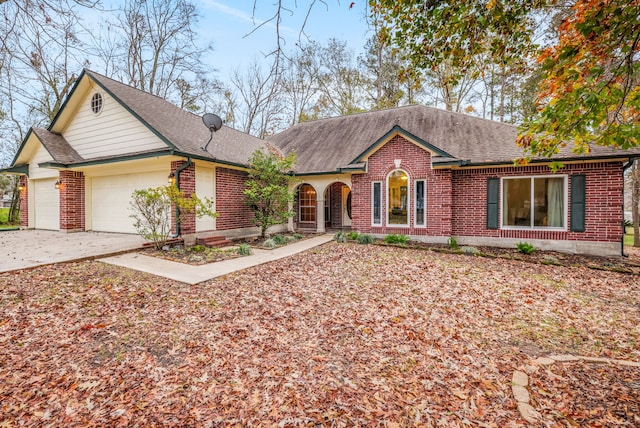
[42, 69, 269, 167]
[351, 125, 454, 164]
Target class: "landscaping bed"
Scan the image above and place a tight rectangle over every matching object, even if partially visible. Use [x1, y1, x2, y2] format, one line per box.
[143, 244, 242, 265]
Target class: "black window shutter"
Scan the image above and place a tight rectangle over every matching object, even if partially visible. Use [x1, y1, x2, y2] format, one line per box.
[486, 177, 499, 230]
[570, 174, 586, 232]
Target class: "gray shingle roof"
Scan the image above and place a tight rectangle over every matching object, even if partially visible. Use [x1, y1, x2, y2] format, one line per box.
[32, 128, 83, 164]
[268, 105, 640, 173]
[84, 70, 268, 166]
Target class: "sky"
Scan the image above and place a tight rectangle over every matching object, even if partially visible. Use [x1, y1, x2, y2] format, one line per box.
[195, 1, 372, 79]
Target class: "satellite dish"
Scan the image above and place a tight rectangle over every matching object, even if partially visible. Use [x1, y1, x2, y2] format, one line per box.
[202, 113, 223, 132]
[201, 113, 223, 152]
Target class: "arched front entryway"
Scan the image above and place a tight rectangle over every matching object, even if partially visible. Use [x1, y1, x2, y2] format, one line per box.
[325, 182, 352, 229]
[289, 174, 353, 234]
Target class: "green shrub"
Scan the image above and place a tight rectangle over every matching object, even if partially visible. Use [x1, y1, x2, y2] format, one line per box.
[333, 231, 347, 243]
[461, 246, 480, 255]
[385, 234, 408, 245]
[236, 243, 253, 256]
[357, 234, 375, 244]
[516, 241, 536, 254]
[272, 234, 288, 245]
[188, 244, 207, 253]
[292, 233, 304, 240]
[347, 231, 360, 240]
[447, 237, 459, 250]
[263, 238, 277, 249]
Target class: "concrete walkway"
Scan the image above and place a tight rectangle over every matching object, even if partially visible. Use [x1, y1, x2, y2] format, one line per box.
[99, 234, 334, 284]
[1, 230, 146, 273]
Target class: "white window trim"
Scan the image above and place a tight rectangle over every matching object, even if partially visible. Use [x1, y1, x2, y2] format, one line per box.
[414, 179, 426, 228]
[90, 92, 104, 115]
[500, 174, 568, 231]
[371, 181, 382, 226]
[298, 184, 316, 223]
[387, 169, 410, 228]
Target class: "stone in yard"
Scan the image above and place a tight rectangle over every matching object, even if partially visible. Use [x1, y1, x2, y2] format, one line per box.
[517, 402, 542, 423]
[512, 385, 530, 403]
[512, 370, 528, 386]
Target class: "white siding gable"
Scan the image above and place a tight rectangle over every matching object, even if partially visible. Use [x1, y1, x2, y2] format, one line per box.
[62, 85, 167, 159]
[29, 144, 58, 179]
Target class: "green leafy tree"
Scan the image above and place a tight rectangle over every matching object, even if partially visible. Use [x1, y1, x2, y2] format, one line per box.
[130, 185, 216, 250]
[243, 149, 297, 238]
[517, 0, 640, 157]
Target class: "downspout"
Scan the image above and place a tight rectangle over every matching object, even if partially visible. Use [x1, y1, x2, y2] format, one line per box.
[621, 157, 635, 257]
[172, 157, 193, 238]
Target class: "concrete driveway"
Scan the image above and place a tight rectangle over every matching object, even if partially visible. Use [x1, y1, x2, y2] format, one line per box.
[0, 230, 145, 273]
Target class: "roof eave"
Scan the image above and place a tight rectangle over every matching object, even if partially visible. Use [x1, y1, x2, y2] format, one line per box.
[0, 164, 29, 176]
[441, 154, 640, 169]
[39, 149, 174, 169]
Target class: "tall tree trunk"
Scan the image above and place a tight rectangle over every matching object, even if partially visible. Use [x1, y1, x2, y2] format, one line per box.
[8, 178, 20, 224]
[632, 160, 640, 247]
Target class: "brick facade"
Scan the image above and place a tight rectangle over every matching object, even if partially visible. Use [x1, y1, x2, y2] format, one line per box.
[352, 135, 625, 244]
[59, 170, 85, 232]
[352, 135, 451, 236]
[451, 162, 624, 243]
[215, 167, 255, 230]
[19, 176, 28, 227]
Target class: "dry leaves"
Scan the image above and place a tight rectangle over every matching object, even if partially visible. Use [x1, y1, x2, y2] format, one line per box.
[0, 242, 638, 426]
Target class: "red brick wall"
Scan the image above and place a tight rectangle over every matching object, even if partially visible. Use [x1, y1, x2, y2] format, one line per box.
[352, 135, 452, 236]
[451, 162, 625, 243]
[215, 167, 255, 230]
[351, 135, 624, 244]
[19, 176, 28, 227]
[329, 182, 344, 228]
[171, 161, 196, 235]
[59, 171, 85, 231]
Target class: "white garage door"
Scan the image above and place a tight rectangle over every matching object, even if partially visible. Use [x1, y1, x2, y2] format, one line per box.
[91, 171, 166, 233]
[33, 178, 60, 230]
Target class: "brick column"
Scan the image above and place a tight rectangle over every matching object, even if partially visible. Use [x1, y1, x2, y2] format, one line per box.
[19, 176, 28, 228]
[59, 170, 85, 232]
[171, 161, 196, 235]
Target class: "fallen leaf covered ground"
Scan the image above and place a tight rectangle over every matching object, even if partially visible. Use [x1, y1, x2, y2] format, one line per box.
[1, 242, 638, 426]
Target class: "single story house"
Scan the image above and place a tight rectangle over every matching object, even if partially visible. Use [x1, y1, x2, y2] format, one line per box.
[2, 69, 639, 256]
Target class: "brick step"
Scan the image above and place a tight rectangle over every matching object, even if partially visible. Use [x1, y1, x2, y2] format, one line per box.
[195, 236, 233, 248]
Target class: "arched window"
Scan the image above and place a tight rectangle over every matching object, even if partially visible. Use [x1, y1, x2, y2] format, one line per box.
[387, 170, 409, 226]
[298, 184, 316, 223]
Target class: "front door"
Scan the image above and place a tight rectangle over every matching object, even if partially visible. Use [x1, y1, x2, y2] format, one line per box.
[342, 187, 352, 227]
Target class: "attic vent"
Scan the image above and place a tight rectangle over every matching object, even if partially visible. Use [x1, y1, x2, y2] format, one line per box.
[90, 92, 103, 114]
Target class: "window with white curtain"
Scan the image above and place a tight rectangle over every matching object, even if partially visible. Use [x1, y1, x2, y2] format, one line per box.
[502, 176, 567, 229]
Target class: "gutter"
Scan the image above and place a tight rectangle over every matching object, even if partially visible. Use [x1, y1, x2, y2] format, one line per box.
[172, 157, 193, 238]
[622, 157, 636, 257]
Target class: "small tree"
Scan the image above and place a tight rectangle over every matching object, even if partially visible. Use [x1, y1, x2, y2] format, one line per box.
[130, 185, 216, 250]
[243, 148, 297, 238]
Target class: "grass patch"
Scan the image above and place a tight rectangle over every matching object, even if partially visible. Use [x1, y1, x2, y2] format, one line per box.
[0, 207, 19, 229]
[624, 229, 634, 246]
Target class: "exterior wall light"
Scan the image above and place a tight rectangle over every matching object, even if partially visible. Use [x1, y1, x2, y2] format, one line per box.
[168, 172, 176, 185]
[18, 185, 26, 192]
[54, 180, 63, 190]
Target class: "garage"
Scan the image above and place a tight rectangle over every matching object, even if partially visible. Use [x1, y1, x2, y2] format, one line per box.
[90, 171, 167, 233]
[33, 178, 60, 230]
